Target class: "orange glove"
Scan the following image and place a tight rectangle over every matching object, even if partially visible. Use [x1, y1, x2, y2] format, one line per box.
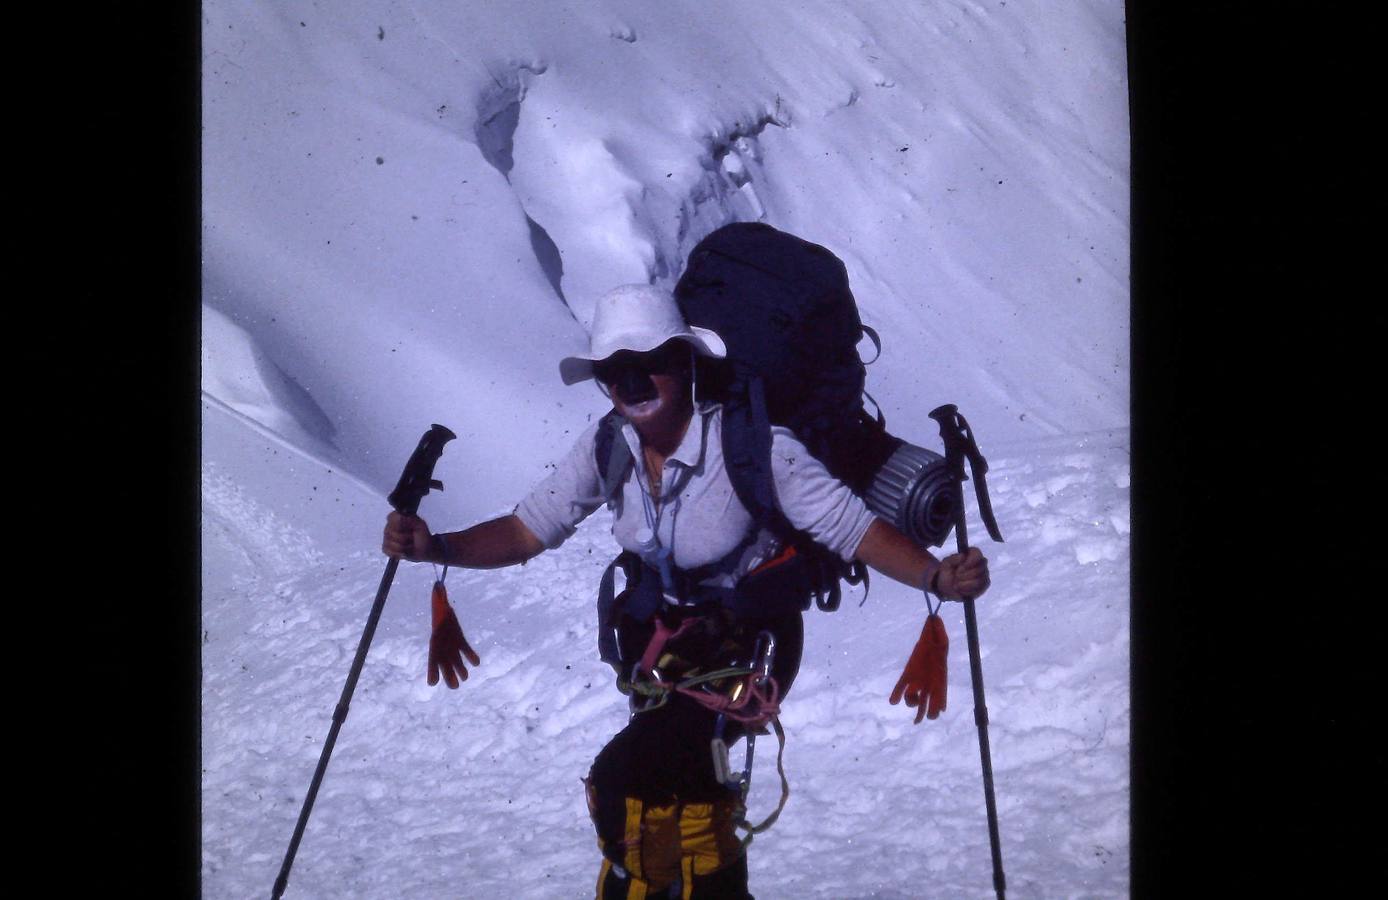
[889, 613, 948, 723]
[429, 579, 480, 688]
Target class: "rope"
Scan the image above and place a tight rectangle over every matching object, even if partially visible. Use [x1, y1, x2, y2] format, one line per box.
[675, 672, 780, 726]
[627, 665, 781, 728]
[734, 716, 790, 849]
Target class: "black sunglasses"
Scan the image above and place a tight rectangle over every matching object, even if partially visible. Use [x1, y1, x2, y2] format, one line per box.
[592, 341, 688, 384]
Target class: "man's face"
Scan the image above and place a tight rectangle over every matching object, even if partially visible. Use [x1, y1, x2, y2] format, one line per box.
[596, 341, 691, 423]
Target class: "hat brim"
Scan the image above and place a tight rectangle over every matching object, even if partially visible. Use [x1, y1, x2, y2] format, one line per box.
[559, 327, 727, 385]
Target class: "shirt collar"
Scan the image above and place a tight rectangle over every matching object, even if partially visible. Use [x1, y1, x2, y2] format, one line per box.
[620, 401, 717, 470]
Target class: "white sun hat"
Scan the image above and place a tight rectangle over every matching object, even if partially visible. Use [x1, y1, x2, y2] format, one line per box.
[559, 283, 727, 385]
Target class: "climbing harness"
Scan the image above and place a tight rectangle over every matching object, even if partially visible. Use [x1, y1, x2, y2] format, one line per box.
[619, 615, 793, 851]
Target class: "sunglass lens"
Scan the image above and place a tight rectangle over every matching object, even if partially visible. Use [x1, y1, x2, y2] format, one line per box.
[595, 344, 684, 383]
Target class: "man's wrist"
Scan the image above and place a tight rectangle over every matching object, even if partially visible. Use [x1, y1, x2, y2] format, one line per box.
[429, 533, 450, 564]
[926, 565, 942, 596]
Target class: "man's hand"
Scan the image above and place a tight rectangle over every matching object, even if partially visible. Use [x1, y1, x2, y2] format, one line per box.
[935, 547, 990, 601]
[429, 581, 481, 688]
[383, 511, 435, 562]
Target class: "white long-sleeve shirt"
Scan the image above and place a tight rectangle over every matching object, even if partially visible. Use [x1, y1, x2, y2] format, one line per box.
[515, 403, 879, 589]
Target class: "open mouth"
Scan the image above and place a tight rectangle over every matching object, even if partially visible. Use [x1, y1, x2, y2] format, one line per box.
[613, 373, 659, 406]
[617, 396, 663, 418]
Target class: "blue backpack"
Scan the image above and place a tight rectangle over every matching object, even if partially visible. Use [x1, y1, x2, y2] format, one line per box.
[593, 223, 925, 669]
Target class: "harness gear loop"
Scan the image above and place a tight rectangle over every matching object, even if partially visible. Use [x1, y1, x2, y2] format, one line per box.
[624, 664, 673, 713]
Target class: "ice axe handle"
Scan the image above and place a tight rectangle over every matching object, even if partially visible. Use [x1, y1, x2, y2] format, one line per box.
[387, 424, 457, 515]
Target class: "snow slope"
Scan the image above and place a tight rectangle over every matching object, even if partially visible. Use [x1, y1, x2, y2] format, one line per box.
[203, 427, 1128, 899]
[201, 1, 1129, 896]
[202, 0, 1127, 518]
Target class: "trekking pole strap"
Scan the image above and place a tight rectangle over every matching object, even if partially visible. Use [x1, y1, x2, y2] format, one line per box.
[929, 404, 1004, 544]
[955, 411, 1003, 543]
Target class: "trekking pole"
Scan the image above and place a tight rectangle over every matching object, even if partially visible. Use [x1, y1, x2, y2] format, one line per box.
[270, 424, 456, 900]
[928, 403, 1007, 900]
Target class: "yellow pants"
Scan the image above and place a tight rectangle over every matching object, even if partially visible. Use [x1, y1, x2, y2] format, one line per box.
[587, 783, 747, 898]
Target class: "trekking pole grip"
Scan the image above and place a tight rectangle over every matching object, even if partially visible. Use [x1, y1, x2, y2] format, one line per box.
[388, 423, 458, 515]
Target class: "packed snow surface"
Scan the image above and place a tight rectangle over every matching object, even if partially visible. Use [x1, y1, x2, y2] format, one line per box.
[202, 1, 1129, 897]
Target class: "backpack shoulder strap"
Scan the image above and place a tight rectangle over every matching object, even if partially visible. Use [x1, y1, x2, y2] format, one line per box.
[594, 409, 633, 508]
[594, 410, 636, 669]
[720, 376, 796, 540]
